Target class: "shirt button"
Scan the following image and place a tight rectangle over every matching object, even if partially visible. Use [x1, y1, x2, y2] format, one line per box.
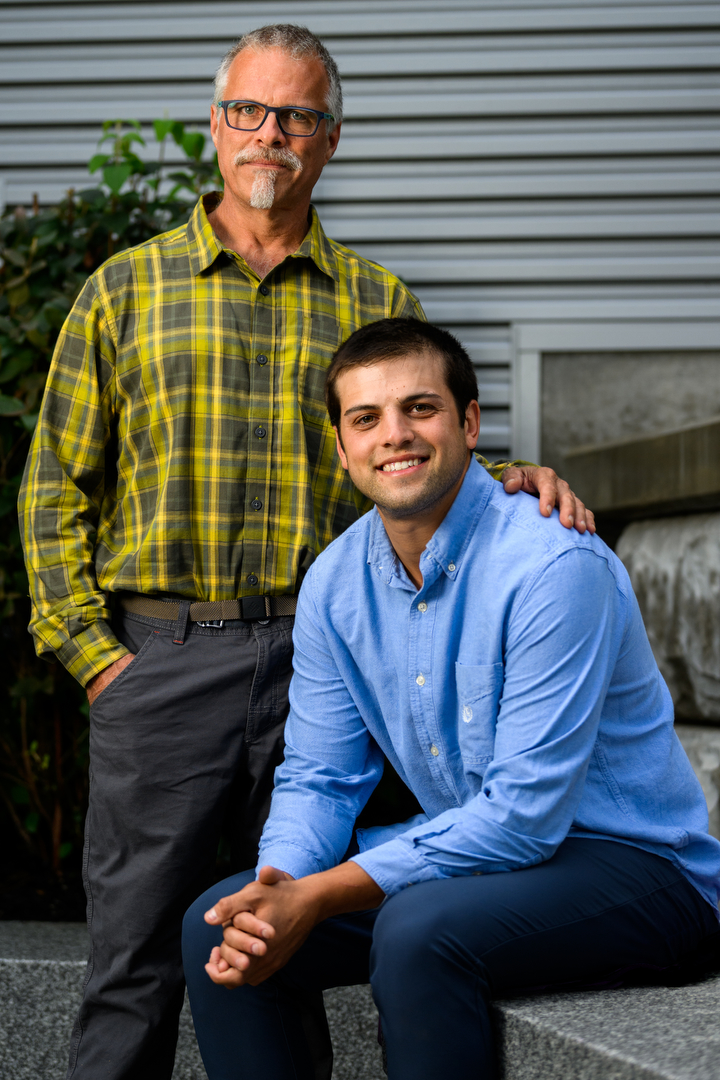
[246, 573, 258, 586]
[418, 602, 428, 613]
[254, 426, 266, 438]
[251, 498, 262, 511]
[416, 674, 425, 686]
[448, 562, 456, 572]
[259, 284, 269, 296]
[256, 354, 268, 365]
[430, 744, 439, 757]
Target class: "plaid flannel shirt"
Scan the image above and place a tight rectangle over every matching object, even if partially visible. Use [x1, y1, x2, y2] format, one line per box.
[19, 195, 513, 686]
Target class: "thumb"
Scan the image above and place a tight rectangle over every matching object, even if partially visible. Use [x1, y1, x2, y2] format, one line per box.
[501, 466, 523, 493]
[257, 864, 293, 885]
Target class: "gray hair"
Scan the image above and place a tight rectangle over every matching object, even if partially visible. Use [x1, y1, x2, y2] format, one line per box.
[213, 24, 343, 132]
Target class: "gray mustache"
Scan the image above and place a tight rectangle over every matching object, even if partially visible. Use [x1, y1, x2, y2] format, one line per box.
[232, 147, 303, 172]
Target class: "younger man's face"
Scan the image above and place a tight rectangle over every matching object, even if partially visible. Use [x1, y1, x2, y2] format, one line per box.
[333, 350, 480, 520]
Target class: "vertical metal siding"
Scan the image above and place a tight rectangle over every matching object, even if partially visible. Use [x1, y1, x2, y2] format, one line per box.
[1, 0, 718, 459]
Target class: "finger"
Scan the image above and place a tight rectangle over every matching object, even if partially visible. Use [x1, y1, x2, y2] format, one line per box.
[586, 507, 596, 535]
[205, 890, 252, 925]
[554, 481, 577, 529]
[218, 940, 253, 971]
[570, 496, 588, 534]
[205, 960, 245, 988]
[208, 944, 231, 973]
[230, 910, 275, 939]
[534, 468, 560, 518]
[223, 925, 269, 957]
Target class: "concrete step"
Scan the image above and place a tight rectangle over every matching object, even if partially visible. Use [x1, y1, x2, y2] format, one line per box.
[2, 921, 719, 1080]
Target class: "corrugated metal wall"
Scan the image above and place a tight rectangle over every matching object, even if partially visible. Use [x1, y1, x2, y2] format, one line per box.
[1, 0, 719, 459]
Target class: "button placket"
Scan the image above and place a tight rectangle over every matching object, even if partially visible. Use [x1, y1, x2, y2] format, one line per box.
[243, 282, 274, 591]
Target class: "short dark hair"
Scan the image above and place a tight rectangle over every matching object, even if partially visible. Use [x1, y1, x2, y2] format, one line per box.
[325, 318, 478, 429]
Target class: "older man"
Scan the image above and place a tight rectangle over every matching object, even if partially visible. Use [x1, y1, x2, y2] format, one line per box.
[19, 25, 590, 1080]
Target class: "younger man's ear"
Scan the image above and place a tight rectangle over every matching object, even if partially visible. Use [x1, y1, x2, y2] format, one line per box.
[334, 426, 349, 470]
[464, 400, 481, 450]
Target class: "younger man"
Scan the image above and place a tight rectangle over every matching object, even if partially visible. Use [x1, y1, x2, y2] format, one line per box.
[183, 320, 720, 1080]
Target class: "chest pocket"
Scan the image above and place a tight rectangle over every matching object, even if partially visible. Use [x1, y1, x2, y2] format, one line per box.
[455, 663, 504, 765]
[301, 314, 342, 425]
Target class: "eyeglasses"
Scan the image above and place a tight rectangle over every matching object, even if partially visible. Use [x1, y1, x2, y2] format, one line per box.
[216, 100, 334, 137]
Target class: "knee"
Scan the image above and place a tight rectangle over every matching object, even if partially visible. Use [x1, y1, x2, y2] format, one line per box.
[182, 870, 255, 981]
[371, 883, 449, 987]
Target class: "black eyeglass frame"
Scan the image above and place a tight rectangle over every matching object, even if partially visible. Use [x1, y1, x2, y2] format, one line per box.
[216, 100, 335, 137]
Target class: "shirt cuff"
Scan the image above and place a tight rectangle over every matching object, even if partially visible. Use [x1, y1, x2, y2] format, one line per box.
[256, 843, 326, 882]
[53, 620, 130, 686]
[351, 838, 443, 898]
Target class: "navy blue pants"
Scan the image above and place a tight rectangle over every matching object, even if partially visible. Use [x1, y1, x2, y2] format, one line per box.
[182, 838, 718, 1080]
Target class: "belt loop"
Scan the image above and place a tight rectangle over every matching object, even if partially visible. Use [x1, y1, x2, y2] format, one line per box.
[173, 600, 191, 645]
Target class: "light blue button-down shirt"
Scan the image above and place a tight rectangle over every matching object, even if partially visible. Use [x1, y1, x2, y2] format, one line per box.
[258, 458, 720, 910]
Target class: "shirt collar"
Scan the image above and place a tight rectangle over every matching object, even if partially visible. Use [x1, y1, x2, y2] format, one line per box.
[288, 206, 340, 282]
[186, 196, 339, 282]
[367, 457, 496, 589]
[187, 193, 225, 277]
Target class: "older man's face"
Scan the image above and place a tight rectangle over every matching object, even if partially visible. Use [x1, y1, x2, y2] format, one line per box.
[211, 46, 340, 214]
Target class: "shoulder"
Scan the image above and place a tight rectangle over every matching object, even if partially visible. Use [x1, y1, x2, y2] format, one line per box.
[483, 482, 631, 600]
[88, 220, 191, 296]
[303, 509, 375, 599]
[324, 233, 423, 315]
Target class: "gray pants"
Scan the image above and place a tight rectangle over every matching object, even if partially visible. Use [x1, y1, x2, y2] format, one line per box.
[67, 607, 295, 1080]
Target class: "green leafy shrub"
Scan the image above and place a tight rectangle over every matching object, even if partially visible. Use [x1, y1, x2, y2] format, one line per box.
[0, 121, 220, 907]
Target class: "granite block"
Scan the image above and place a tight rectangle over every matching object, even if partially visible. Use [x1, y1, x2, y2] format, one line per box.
[323, 985, 385, 1080]
[492, 976, 720, 1080]
[3, 922, 720, 1080]
[0, 923, 384, 1080]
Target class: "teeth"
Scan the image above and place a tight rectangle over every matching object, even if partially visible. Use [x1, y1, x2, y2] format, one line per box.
[382, 458, 421, 472]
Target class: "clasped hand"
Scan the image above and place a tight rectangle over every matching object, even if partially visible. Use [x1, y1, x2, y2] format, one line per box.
[204, 865, 316, 988]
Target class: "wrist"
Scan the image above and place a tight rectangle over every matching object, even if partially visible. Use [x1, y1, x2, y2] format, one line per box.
[299, 862, 385, 925]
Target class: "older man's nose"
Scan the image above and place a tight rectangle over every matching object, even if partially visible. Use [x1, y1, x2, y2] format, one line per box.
[257, 112, 287, 144]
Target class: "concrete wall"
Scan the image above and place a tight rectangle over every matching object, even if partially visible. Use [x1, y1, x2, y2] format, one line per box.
[542, 350, 720, 478]
[617, 513, 720, 722]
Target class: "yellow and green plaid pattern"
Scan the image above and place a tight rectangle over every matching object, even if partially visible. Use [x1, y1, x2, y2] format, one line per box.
[20, 195, 512, 686]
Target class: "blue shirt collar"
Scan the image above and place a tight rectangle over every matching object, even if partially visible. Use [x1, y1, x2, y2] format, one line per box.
[367, 457, 496, 590]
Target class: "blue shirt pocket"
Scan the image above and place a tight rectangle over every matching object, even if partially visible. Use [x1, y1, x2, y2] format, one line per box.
[455, 662, 504, 766]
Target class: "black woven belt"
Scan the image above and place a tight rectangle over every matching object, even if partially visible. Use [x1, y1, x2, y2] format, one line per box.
[119, 594, 297, 623]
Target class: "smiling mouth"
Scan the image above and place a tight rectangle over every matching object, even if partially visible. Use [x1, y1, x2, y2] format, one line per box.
[379, 457, 427, 473]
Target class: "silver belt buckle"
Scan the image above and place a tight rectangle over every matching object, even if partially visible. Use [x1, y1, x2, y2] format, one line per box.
[197, 619, 224, 628]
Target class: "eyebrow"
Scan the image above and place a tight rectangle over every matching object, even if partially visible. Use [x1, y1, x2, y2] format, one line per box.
[342, 391, 445, 418]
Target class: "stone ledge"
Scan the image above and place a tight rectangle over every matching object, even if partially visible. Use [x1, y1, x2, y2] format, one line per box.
[3, 921, 720, 1079]
[563, 416, 720, 518]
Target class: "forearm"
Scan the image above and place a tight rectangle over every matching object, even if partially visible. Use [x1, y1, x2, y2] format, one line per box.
[298, 859, 385, 922]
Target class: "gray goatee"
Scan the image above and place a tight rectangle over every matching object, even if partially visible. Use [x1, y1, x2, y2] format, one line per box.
[232, 146, 303, 210]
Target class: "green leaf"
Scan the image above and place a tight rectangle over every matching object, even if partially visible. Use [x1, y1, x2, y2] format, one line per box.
[0, 356, 33, 384]
[102, 163, 133, 195]
[6, 283, 30, 310]
[20, 411, 38, 431]
[181, 131, 205, 162]
[59, 842, 73, 860]
[0, 393, 24, 416]
[88, 153, 110, 175]
[25, 811, 40, 834]
[2, 248, 27, 267]
[11, 785, 30, 805]
[153, 118, 176, 143]
[169, 121, 187, 147]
